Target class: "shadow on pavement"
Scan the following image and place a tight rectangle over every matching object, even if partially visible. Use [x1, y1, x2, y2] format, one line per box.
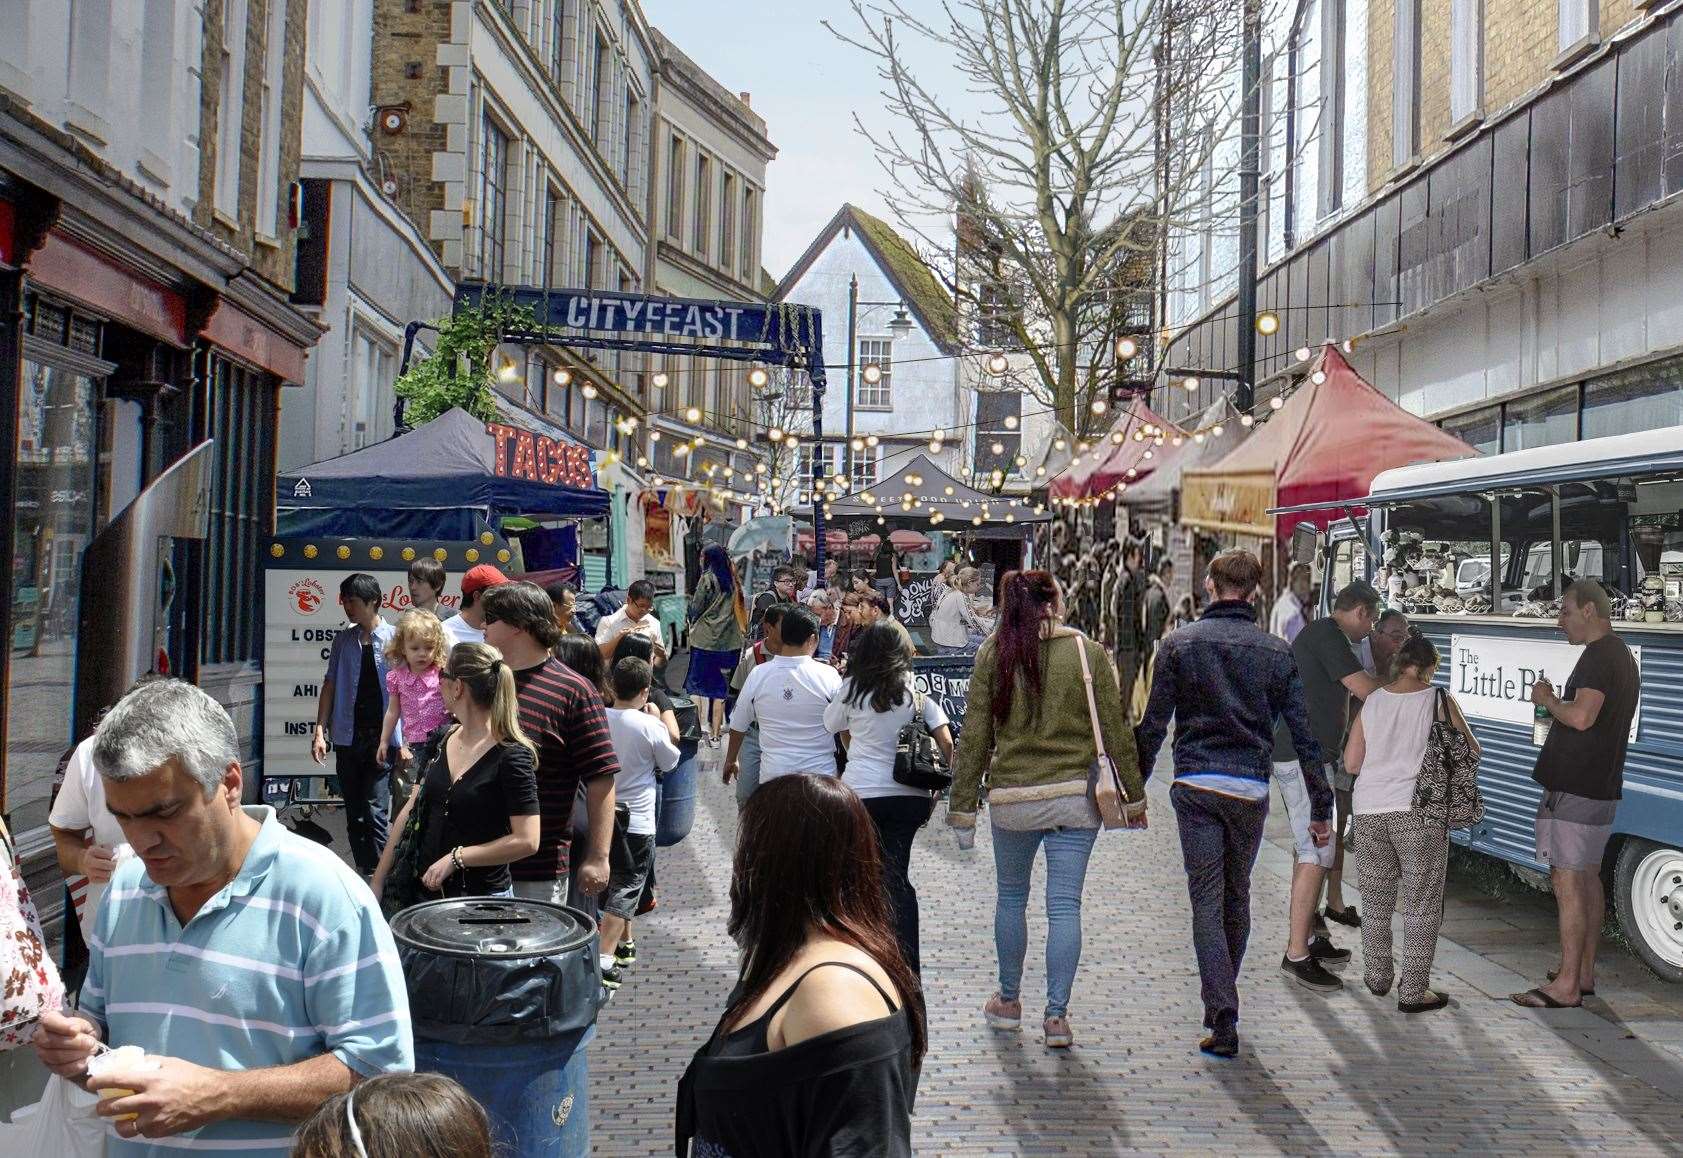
[985, 1030, 1131, 1155]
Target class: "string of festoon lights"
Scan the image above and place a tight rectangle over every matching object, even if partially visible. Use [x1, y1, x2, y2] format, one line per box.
[1048, 339, 1352, 509]
[528, 335, 1348, 515]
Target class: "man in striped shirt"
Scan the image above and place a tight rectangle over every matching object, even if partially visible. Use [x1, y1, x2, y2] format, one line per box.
[32, 680, 412, 1154]
[481, 582, 618, 903]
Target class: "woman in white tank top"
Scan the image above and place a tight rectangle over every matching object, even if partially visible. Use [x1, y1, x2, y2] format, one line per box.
[1344, 633, 1481, 1014]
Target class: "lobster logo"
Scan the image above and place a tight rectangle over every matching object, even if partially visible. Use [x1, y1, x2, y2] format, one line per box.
[289, 578, 326, 616]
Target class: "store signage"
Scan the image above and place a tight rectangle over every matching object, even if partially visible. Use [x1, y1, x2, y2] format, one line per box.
[895, 571, 940, 629]
[1180, 472, 1275, 537]
[263, 541, 482, 795]
[912, 657, 972, 742]
[1449, 633, 1640, 738]
[486, 421, 594, 489]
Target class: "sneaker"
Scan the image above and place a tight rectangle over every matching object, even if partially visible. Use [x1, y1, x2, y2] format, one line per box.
[1281, 953, 1344, 993]
[1043, 1016, 1073, 1048]
[600, 964, 625, 991]
[983, 993, 1022, 1031]
[615, 940, 637, 967]
[1324, 904, 1362, 928]
[1308, 936, 1352, 970]
[1199, 1024, 1239, 1058]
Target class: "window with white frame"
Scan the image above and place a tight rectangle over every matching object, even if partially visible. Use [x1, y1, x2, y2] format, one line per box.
[720, 172, 737, 273]
[1450, 0, 1483, 124]
[694, 154, 712, 259]
[1558, 0, 1595, 56]
[850, 445, 880, 491]
[740, 189, 756, 279]
[1393, 0, 1421, 166]
[349, 323, 396, 449]
[666, 134, 685, 240]
[795, 443, 840, 493]
[255, 0, 287, 237]
[539, 184, 566, 288]
[214, 0, 249, 216]
[856, 338, 893, 408]
[478, 113, 509, 280]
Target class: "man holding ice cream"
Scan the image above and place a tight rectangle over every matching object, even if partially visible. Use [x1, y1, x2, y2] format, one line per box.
[32, 679, 413, 1153]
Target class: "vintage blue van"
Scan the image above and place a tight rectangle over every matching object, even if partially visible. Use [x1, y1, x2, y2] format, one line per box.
[1285, 425, 1683, 983]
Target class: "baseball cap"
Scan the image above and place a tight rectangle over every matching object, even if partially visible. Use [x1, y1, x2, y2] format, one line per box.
[460, 564, 510, 600]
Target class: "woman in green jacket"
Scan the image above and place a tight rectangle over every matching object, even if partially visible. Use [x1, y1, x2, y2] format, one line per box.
[948, 569, 1146, 1049]
[685, 544, 747, 744]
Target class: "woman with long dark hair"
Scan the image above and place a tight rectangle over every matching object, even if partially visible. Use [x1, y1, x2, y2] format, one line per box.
[687, 544, 748, 744]
[824, 623, 955, 973]
[552, 633, 609, 702]
[948, 570, 1144, 1049]
[677, 774, 924, 1157]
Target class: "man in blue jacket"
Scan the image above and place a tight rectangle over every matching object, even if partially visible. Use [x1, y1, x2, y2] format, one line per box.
[1136, 549, 1330, 1058]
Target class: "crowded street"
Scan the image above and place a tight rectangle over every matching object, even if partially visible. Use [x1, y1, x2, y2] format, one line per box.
[10, 0, 1683, 1155]
[592, 745, 1683, 1155]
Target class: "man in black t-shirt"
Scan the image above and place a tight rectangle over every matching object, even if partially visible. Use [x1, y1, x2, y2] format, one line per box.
[1513, 580, 1639, 1009]
[1269, 582, 1383, 992]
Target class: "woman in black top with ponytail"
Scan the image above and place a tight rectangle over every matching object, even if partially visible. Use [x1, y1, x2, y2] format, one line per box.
[676, 774, 924, 1157]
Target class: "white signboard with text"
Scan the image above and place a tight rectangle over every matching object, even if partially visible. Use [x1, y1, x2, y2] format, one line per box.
[263, 552, 468, 796]
[1450, 633, 1640, 738]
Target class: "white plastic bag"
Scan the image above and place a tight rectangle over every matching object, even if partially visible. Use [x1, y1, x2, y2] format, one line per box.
[0, 1072, 108, 1156]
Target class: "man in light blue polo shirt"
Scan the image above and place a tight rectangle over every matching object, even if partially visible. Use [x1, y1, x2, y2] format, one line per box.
[33, 679, 413, 1154]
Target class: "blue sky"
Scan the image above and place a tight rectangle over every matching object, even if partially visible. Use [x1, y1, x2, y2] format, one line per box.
[642, 1, 980, 281]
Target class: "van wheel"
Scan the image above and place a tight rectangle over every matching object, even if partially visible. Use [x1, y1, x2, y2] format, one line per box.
[1614, 837, 1683, 984]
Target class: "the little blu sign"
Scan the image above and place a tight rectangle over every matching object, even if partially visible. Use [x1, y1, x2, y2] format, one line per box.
[1450, 633, 1640, 739]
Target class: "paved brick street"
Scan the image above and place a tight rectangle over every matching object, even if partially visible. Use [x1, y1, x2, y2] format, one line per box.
[593, 749, 1683, 1156]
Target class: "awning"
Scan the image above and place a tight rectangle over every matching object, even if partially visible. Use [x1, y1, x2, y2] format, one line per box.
[794, 527, 932, 554]
[825, 452, 1050, 527]
[278, 406, 610, 538]
[1179, 345, 1478, 540]
[1123, 400, 1235, 512]
[1049, 396, 1183, 501]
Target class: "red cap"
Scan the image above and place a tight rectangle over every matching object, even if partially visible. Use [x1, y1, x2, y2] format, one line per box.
[460, 564, 510, 600]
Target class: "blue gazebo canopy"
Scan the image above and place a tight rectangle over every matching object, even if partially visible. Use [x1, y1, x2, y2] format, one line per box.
[277, 406, 610, 539]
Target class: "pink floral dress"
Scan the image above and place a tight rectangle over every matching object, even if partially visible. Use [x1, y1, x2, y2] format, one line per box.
[386, 665, 447, 748]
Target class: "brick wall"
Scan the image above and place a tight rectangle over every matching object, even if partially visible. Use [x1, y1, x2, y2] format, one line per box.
[194, 0, 306, 293]
[1368, 0, 1646, 193]
[371, 0, 455, 268]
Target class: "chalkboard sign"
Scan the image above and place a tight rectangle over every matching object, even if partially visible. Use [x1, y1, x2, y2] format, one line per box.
[911, 655, 975, 742]
[893, 570, 940, 628]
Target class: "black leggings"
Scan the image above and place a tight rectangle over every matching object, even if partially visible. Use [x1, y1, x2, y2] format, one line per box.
[863, 795, 935, 973]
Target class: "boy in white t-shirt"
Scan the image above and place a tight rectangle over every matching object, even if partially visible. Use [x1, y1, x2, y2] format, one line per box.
[601, 656, 680, 989]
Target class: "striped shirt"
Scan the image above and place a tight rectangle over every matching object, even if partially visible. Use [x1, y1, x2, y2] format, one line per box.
[81, 806, 413, 1155]
[509, 657, 620, 881]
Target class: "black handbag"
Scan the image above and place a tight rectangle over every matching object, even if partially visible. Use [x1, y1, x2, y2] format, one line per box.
[893, 689, 952, 793]
[379, 726, 451, 917]
[1411, 688, 1484, 829]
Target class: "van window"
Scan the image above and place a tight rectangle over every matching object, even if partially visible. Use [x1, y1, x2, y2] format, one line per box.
[1328, 536, 1366, 599]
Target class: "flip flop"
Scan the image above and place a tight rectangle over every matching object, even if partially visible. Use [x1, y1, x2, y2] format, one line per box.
[1546, 969, 1595, 996]
[1511, 987, 1580, 1009]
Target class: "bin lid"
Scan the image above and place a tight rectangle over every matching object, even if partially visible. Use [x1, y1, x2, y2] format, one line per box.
[390, 898, 595, 960]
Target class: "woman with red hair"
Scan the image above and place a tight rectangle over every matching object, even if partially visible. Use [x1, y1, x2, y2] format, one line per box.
[948, 570, 1146, 1049]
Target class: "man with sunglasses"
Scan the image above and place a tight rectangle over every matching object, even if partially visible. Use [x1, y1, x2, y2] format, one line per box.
[1367, 609, 1413, 681]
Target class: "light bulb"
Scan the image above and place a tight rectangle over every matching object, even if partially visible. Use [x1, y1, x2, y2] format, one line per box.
[1212, 423, 1225, 436]
[1255, 311, 1279, 336]
[990, 441, 1005, 455]
[768, 426, 784, 441]
[1311, 370, 1327, 385]
[1269, 395, 1284, 410]
[850, 437, 864, 451]
[985, 352, 1009, 375]
[581, 383, 599, 400]
[866, 435, 879, 447]
[1295, 346, 1312, 362]
[685, 406, 701, 422]
[1241, 414, 1255, 427]
[554, 368, 572, 386]
[652, 372, 669, 388]
[1004, 415, 1019, 430]
[736, 437, 748, 448]
[1194, 433, 1206, 443]
[1091, 399, 1107, 414]
[929, 440, 942, 453]
[1053, 438, 1066, 451]
[1115, 335, 1138, 360]
[862, 364, 882, 384]
[748, 365, 769, 388]
[1182, 376, 1199, 391]
[650, 430, 661, 442]
[497, 358, 519, 383]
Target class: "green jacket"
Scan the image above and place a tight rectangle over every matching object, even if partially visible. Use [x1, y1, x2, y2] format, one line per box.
[949, 628, 1143, 824]
[687, 572, 744, 652]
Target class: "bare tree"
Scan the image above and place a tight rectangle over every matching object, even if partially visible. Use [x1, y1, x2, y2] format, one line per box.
[829, 0, 1255, 436]
[750, 365, 818, 515]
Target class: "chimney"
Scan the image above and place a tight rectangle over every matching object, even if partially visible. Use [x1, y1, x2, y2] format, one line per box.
[739, 92, 752, 107]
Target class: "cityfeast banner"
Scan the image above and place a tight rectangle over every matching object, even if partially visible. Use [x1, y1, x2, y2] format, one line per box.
[262, 538, 506, 799]
[1449, 633, 1640, 739]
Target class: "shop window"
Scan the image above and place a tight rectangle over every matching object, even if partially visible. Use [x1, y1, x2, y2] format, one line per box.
[7, 361, 102, 832]
[201, 357, 274, 666]
[1581, 361, 1683, 440]
[850, 445, 880, 491]
[1501, 384, 1578, 452]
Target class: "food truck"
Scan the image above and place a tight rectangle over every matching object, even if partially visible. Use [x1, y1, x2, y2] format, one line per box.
[1283, 425, 1683, 982]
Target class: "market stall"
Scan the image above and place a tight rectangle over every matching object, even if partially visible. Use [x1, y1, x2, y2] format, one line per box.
[1179, 344, 1476, 593]
[1048, 395, 1182, 505]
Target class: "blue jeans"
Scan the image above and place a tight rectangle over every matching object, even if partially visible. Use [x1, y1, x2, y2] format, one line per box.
[991, 824, 1099, 1019]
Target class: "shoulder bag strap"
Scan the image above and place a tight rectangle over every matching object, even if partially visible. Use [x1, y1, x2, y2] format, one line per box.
[1073, 635, 1106, 761]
